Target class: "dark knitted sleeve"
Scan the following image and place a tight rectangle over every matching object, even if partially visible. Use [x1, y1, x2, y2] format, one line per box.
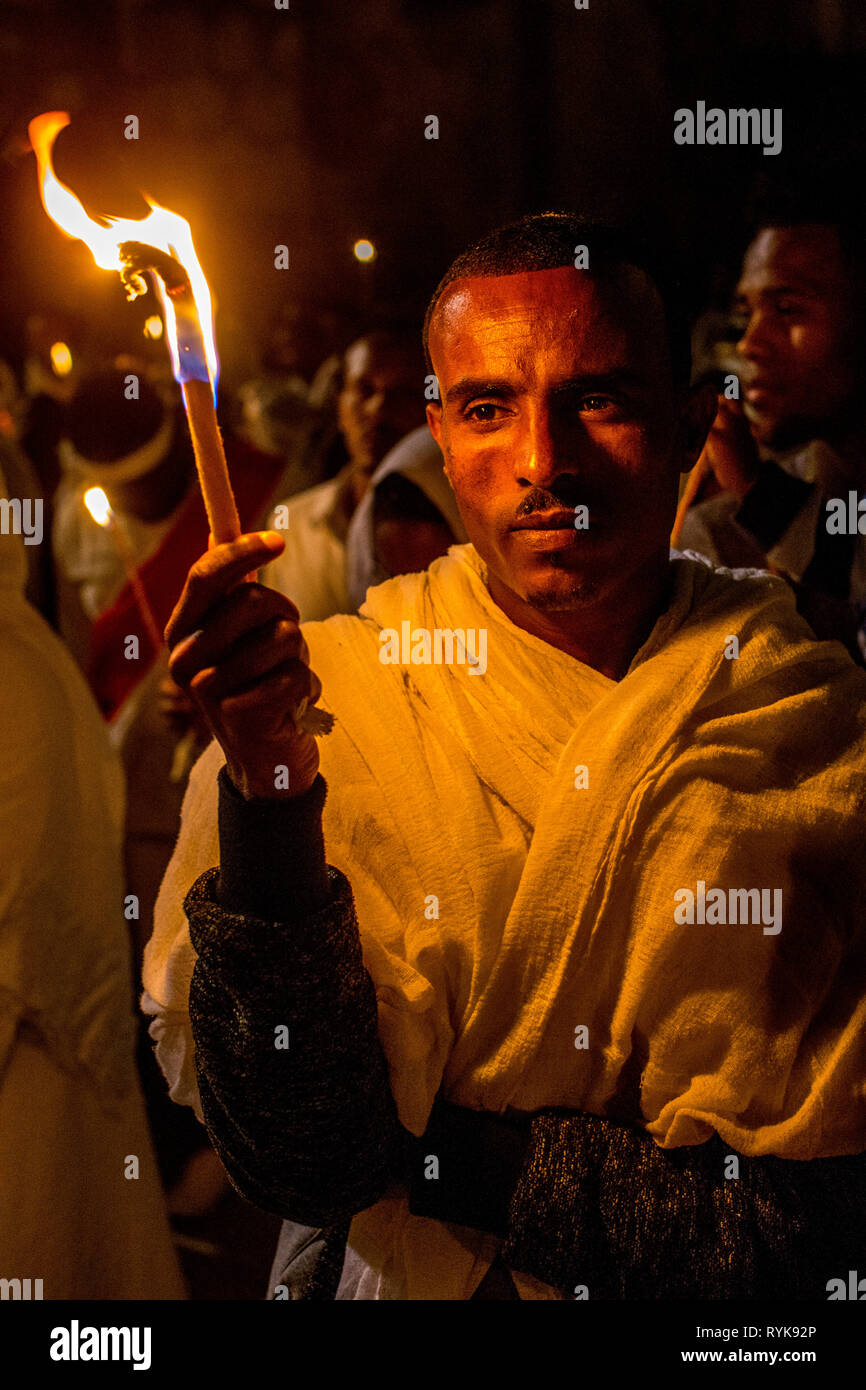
[184, 771, 406, 1227]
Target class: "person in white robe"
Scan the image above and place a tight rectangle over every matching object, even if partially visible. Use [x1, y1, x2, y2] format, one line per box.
[0, 461, 184, 1299]
[143, 215, 866, 1300]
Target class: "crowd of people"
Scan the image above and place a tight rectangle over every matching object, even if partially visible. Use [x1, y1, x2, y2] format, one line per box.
[1, 186, 864, 1299]
[0, 298, 468, 1296]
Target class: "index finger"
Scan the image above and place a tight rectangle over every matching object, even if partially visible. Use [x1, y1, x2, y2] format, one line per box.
[714, 392, 745, 419]
[165, 531, 287, 647]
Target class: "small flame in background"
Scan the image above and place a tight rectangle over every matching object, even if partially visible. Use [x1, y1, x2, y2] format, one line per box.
[49, 340, 73, 376]
[83, 485, 113, 527]
[29, 112, 219, 393]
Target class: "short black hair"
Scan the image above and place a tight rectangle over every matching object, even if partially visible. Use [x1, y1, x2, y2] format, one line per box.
[334, 325, 425, 393]
[422, 212, 692, 386]
[747, 172, 866, 291]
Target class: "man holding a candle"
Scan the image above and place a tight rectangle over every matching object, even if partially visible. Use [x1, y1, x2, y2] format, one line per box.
[144, 214, 866, 1300]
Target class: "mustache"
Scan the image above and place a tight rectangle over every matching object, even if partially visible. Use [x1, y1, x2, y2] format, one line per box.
[515, 482, 604, 517]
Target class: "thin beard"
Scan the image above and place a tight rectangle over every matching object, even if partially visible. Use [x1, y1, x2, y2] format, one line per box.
[528, 576, 600, 610]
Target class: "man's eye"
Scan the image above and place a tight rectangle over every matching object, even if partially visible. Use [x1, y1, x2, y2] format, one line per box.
[580, 395, 614, 411]
[465, 402, 505, 421]
[774, 299, 804, 317]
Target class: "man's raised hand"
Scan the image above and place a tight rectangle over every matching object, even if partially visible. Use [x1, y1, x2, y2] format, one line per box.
[701, 394, 761, 500]
[165, 532, 321, 800]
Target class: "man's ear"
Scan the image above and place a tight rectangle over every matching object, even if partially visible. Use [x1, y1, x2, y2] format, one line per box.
[426, 401, 445, 454]
[676, 381, 717, 473]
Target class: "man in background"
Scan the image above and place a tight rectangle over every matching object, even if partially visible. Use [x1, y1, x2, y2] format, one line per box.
[262, 329, 427, 619]
[680, 187, 866, 660]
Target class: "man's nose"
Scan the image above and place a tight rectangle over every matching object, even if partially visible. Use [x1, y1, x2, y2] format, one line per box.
[361, 389, 386, 419]
[737, 311, 773, 364]
[516, 404, 570, 486]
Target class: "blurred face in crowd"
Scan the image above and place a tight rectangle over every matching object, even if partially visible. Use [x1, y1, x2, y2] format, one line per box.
[372, 473, 457, 579]
[338, 335, 424, 474]
[733, 225, 865, 452]
[374, 513, 455, 579]
[426, 265, 710, 623]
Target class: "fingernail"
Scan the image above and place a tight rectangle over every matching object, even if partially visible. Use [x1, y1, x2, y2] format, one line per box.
[171, 629, 202, 658]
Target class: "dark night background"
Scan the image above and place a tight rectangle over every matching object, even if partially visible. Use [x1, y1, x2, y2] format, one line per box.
[2, 0, 865, 387]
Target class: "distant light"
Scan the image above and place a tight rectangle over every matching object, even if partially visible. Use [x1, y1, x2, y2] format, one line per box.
[353, 239, 376, 264]
[144, 314, 164, 340]
[84, 486, 113, 528]
[50, 341, 73, 377]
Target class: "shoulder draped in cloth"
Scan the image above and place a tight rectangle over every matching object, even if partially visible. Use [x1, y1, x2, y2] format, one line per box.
[143, 541, 866, 1299]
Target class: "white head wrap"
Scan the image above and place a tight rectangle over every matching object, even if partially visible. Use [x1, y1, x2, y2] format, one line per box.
[345, 425, 467, 610]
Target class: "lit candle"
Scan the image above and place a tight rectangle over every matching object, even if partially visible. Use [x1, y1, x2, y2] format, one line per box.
[29, 113, 238, 546]
[30, 111, 333, 737]
[353, 237, 377, 313]
[83, 485, 164, 653]
[116, 238, 240, 545]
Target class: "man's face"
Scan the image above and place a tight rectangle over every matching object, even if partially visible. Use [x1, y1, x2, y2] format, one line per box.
[426, 265, 703, 615]
[337, 337, 424, 474]
[733, 226, 864, 451]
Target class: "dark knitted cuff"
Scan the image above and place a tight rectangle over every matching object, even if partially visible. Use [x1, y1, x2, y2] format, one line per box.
[186, 861, 405, 1226]
[187, 863, 359, 974]
[217, 766, 330, 919]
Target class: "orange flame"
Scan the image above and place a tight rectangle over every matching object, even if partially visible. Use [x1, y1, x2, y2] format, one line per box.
[28, 112, 218, 391]
[83, 486, 113, 528]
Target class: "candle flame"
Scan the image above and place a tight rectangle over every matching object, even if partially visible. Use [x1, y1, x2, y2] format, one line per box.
[84, 486, 113, 528]
[50, 341, 73, 376]
[29, 112, 218, 394]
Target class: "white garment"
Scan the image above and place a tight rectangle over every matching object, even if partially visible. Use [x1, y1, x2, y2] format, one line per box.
[144, 544, 866, 1299]
[0, 463, 184, 1298]
[682, 439, 866, 604]
[262, 477, 351, 621]
[52, 476, 177, 623]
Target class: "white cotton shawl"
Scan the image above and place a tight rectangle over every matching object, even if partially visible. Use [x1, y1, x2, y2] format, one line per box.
[144, 542, 866, 1296]
[0, 465, 132, 1109]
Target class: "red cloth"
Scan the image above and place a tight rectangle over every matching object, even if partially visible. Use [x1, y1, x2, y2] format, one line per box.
[88, 439, 284, 721]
